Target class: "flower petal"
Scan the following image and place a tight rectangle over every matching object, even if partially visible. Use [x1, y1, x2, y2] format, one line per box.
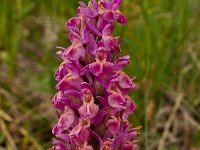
[103, 36, 120, 52]
[79, 8, 98, 18]
[103, 11, 115, 22]
[89, 62, 101, 76]
[115, 55, 130, 70]
[52, 92, 70, 111]
[52, 139, 69, 150]
[118, 73, 133, 89]
[106, 116, 120, 134]
[102, 23, 114, 36]
[52, 106, 75, 135]
[87, 34, 97, 55]
[56, 73, 83, 92]
[122, 96, 136, 120]
[64, 45, 85, 61]
[108, 93, 126, 108]
[54, 62, 69, 82]
[86, 21, 102, 37]
[120, 140, 136, 150]
[112, 0, 122, 10]
[116, 13, 127, 24]
[69, 29, 83, 44]
[92, 109, 107, 125]
[66, 17, 80, 31]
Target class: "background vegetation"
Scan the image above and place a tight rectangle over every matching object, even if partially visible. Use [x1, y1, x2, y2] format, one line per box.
[0, 0, 200, 149]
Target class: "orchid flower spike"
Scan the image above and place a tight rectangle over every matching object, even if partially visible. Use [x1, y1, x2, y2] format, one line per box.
[50, 0, 140, 149]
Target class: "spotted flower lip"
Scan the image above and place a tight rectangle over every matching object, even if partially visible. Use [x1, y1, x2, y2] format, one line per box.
[89, 51, 114, 77]
[78, 88, 99, 118]
[51, 0, 139, 149]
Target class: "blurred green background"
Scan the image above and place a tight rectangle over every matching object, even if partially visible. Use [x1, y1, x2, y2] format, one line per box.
[0, 0, 200, 150]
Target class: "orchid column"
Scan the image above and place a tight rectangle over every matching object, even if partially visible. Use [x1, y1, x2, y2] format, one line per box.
[51, 0, 140, 149]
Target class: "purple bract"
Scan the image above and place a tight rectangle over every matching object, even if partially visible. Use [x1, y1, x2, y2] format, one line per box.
[50, 0, 140, 149]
